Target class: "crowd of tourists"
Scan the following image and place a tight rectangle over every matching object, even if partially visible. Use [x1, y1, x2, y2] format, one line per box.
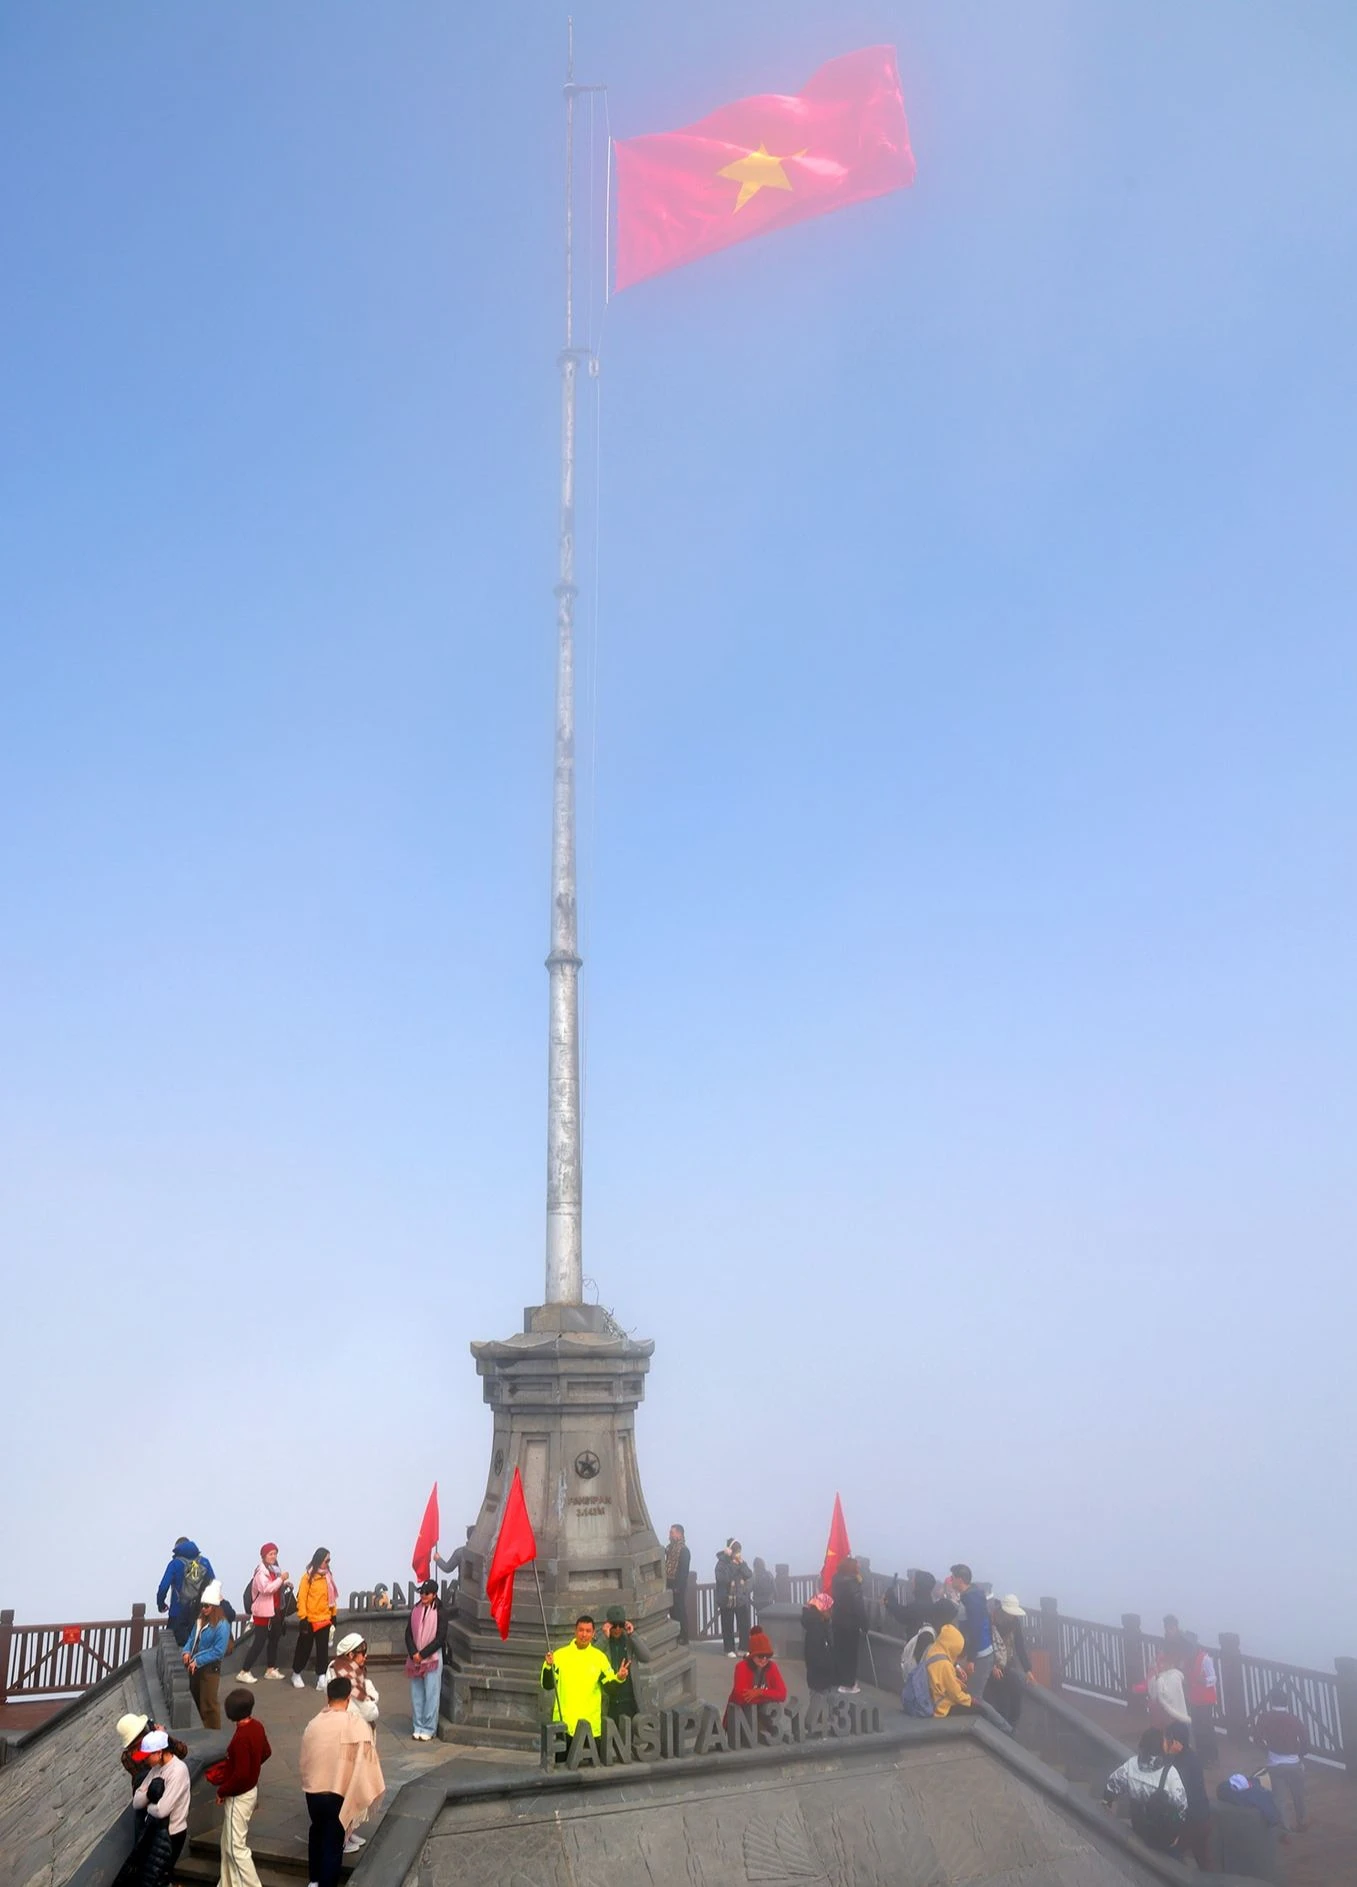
[134, 1528, 1313, 1883]
[134, 1535, 450, 1886]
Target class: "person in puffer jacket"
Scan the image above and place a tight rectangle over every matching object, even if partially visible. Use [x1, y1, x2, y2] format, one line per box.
[924, 1625, 1014, 1734]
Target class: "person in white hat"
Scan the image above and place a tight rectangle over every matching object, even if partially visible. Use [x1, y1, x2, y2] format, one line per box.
[987, 1594, 1036, 1727]
[182, 1580, 230, 1729]
[326, 1634, 380, 1726]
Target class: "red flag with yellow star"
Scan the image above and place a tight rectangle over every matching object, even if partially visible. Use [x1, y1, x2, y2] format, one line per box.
[613, 47, 914, 292]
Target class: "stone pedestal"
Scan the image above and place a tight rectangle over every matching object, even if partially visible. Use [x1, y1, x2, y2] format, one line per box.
[442, 1303, 697, 1748]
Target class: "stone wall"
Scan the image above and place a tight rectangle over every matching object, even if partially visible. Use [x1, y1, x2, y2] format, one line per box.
[0, 1662, 153, 1887]
[394, 1736, 1182, 1887]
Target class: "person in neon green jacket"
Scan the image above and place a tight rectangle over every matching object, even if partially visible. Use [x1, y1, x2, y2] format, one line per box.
[541, 1616, 628, 1734]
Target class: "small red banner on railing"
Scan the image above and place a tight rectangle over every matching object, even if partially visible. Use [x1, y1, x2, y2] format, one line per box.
[59, 1627, 82, 1646]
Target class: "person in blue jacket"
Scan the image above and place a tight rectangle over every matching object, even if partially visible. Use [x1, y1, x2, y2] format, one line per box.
[949, 1563, 995, 1702]
[182, 1581, 230, 1729]
[156, 1537, 215, 1648]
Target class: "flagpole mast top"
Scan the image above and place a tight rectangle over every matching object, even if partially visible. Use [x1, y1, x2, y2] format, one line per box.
[545, 20, 584, 1306]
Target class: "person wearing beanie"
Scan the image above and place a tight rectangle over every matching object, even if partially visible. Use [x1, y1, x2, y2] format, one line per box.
[238, 1542, 291, 1682]
[205, 1688, 272, 1887]
[714, 1539, 753, 1658]
[182, 1582, 230, 1729]
[725, 1628, 788, 1724]
[600, 1606, 651, 1721]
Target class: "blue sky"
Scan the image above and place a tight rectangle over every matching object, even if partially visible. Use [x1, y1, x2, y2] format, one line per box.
[2, 1, 1354, 1667]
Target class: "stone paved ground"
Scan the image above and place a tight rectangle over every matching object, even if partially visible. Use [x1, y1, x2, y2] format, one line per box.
[1064, 1689, 1353, 1887]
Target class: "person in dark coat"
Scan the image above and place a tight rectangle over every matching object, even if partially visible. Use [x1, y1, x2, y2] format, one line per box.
[665, 1525, 691, 1644]
[801, 1590, 836, 1694]
[714, 1540, 754, 1658]
[884, 1570, 939, 1638]
[601, 1605, 650, 1720]
[1162, 1721, 1212, 1870]
[830, 1558, 868, 1694]
[987, 1595, 1036, 1728]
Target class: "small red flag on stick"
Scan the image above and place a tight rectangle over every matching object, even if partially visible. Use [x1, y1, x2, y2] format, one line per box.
[820, 1492, 852, 1594]
[613, 46, 915, 291]
[486, 1467, 538, 1641]
[412, 1482, 440, 1582]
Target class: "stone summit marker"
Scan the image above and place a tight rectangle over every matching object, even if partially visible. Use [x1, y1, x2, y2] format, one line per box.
[439, 31, 696, 1748]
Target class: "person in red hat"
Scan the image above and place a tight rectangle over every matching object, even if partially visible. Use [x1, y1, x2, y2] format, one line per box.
[726, 1628, 788, 1720]
[238, 1543, 291, 1683]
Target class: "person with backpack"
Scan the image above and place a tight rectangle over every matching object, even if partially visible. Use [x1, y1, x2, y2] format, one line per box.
[1252, 1683, 1310, 1831]
[291, 1548, 339, 1689]
[714, 1541, 753, 1659]
[237, 1543, 291, 1684]
[902, 1623, 1013, 1733]
[182, 1581, 230, 1730]
[801, 1590, 836, 1695]
[155, 1536, 215, 1648]
[1161, 1721, 1212, 1869]
[1102, 1727, 1190, 1852]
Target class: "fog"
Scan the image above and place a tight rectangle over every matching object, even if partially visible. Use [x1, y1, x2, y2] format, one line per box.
[1, 2, 1354, 1680]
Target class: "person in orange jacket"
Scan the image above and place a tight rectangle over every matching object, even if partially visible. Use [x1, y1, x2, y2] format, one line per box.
[291, 1547, 339, 1689]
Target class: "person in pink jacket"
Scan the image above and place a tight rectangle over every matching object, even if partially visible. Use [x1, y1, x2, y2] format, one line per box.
[237, 1542, 290, 1683]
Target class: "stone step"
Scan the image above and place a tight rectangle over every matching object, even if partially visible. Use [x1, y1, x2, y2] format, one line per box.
[186, 1825, 357, 1880]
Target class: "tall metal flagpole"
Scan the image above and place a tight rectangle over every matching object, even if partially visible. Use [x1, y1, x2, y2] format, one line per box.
[545, 21, 586, 1306]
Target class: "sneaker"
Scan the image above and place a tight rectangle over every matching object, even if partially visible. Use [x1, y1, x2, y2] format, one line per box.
[236, 1669, 258, 1684]
[264, 1669, 283, 1680]
[316, 1674, 327, 1691]
[291, 1674, 305, 1689]
[727, 1650, 738, 1659]
[836, 1684, 861, 1695]
[343, 1835, 366, 1852]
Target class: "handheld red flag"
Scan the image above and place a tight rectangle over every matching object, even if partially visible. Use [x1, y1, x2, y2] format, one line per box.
[411, 1482, 440, 1582]
[486, 1467, 538, 1641]
[820, 1492, 852, 1593]
[614, 46, 915, 292]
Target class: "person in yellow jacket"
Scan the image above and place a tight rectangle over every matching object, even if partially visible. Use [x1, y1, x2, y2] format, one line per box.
[291, 1547, 339, 1690]
[925, 1624, 1014, 1734]
[541, 1616, 628, 1735]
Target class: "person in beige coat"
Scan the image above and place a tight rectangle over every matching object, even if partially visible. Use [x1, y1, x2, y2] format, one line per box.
[299, 1678, 385, 1886]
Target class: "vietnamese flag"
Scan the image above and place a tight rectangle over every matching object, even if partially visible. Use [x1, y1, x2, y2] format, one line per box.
[820, 1492, 852, 1594]
[411, 1482, 440, 1583]
[485, 1467, 538, 1640]
[613, 46, 914, 292]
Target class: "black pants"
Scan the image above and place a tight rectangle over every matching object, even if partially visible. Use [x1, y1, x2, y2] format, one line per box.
[292, 1620, 330, 1677]
[720, 1602, 751, 1654]
[241, 1614, 285, 1671]
[306, 1791, 345, 1887]
[169, 1614, 195, 1648]
[668, 1582, 689, 1644]
[986, 1666, 1025, 1729]
[832, 1624, 861, 1687]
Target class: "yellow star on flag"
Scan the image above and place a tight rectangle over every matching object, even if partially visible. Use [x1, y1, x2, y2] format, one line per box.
[717, 142, 806, 212]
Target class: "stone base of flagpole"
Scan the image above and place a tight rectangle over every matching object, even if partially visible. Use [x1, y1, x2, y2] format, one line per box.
[439, 1304, 697, 1750]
